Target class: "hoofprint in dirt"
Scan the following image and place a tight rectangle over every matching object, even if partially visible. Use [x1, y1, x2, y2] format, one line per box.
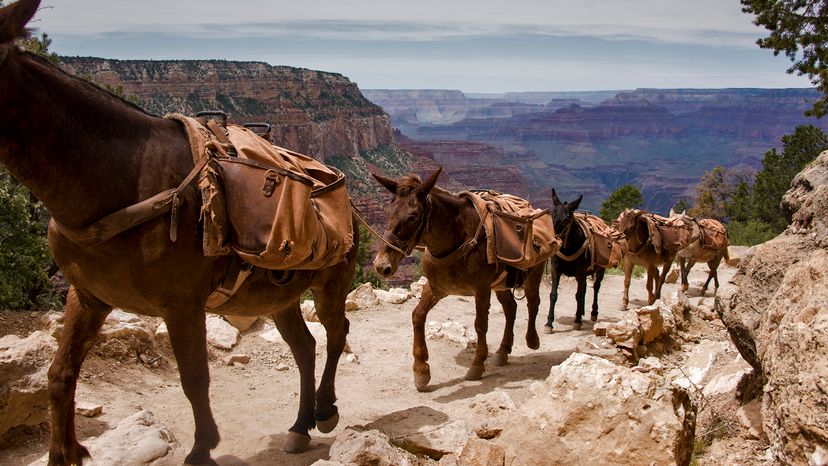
[0, 262, 755, 465]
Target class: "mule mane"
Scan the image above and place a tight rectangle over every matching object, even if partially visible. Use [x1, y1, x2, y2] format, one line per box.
[20, 50, 152, 116]
[394, 174, 456, 200]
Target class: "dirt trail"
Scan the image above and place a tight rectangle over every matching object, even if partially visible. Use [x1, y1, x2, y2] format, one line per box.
[0, 264, 736, 466]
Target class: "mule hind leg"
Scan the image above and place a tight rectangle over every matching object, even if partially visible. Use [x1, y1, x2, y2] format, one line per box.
[270, 302, 317, 453]
[47, 287, 111, 466]
[492, 290, 517, 366]
[312, 285, 350, 434]
[703, 255, 724, 295]
[523, 264, 543, 349]
[465, 287, 493, 381]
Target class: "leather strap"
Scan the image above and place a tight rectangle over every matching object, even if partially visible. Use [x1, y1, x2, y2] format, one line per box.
[54, 155, 210, 246]
[424, 206, 487, 267]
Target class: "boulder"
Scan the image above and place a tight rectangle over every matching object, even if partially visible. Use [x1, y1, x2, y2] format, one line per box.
[574, 335, 628, 365]
[463, 390, 517, 439]
[327, 427, 421, 466]
[75, 401, 103, 418]
[605, 315, 641, 350]
[367, 406, 471, 459]
[426, 320, 476, 351]
[301, 300, 318, 322]
[94, 310, 156, 360]
[457, 438, 504, 466]
[374, 288, 412, 304]
[636, 305, 665, 344]
[30, 410, 177, 465]
[670, 340, 732, 392]
[410, 276, 428, 298]
[497, 353, 696, 466]
[714, 151, 828, 465]
[665, 268, 679, 284]
[0, 331, 57, 438]
[759, 248, 828, 464]
[223, 315, 259, 332]
[205, 315, 239, 350]
[347, 283, 379, 309]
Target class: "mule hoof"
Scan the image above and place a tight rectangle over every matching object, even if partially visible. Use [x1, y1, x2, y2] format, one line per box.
[464, 364, 485, 381]
[573, 322, 583, 330]
[316, 412, 340, 434]
[184, 453, 217, 465]
[492, 352, 508, 366]
[284, 431, 311, 453]
[591, 313, 598, 322]
[526, 337, 540, 350]
[414, 372, 431, 392]
[543, 325, 554, 334]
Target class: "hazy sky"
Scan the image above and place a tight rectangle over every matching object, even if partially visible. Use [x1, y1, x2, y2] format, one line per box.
[31, 0, 811, 92]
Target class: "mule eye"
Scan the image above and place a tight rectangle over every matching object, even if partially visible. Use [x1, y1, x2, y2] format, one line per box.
[405, 215, 417, 224]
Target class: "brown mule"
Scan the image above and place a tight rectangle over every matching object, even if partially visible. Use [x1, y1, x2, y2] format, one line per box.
[613, 209, 677, 309]
[670, 211, 730, 296]
[0, 1, 357, 463]
[372, 168, 546, 391]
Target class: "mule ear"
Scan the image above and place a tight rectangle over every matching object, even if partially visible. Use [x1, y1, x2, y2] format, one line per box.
[372, 172, 398, 194]
[416, 167, 442, 197]
[568, 194, 582, 212]
[0, 0, 41, 44]
[551, 189, 561, 206]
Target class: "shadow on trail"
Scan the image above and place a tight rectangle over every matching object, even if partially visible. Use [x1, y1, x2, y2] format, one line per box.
[428, 349, 573, 403]
[234, 432, 333, 466]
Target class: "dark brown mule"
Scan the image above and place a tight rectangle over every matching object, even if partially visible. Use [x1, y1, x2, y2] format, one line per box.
[0, 1, 357, 463]
[544, 190, 606, 332]
[613, 209, 676, 309]
[372, 168, 546, 391]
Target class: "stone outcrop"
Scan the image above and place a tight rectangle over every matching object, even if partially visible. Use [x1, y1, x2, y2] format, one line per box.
[59, 58, 394, 162]
[30, 410, 178, 466]
[326, 427, 421, 466]
[0, 331, 57, 438]
[497, 353, 696, 466]
[716, 150, 828, 464]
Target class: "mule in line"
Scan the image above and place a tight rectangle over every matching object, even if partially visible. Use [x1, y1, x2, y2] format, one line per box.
[0, 1, 357, 462]
[372, 169, 548, 391]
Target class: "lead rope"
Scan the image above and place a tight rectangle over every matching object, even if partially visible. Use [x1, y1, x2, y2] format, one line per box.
[349, 201, 408, 256]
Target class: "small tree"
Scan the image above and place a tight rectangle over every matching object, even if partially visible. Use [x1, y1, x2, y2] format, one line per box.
[599, 184, 644, 222]
[688, 167, 741, 221]
[751, 125, 828, 230]
[672, 198, 691, 214]
[742, 0, 828, 117]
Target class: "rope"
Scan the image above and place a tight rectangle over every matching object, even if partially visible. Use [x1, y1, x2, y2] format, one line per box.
[349, 202, 408, 256]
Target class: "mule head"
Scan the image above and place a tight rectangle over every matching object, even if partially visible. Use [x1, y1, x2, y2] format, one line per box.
[614, 208, 645, 238]
[372, 167, 442, 277]
[0, 0, 40, 45]
[550, 189, 582, 236]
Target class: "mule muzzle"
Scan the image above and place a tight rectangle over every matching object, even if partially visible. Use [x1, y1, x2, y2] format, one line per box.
[373, 250, 400, 278]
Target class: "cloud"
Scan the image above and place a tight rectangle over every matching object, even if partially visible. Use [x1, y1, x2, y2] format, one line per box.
[36, 0, 763, 49]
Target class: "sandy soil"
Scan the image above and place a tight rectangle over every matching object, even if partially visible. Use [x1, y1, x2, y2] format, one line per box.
[0, 263, 740, 466]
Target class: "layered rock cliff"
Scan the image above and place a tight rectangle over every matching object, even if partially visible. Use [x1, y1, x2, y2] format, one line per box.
[59, 57, 394, 161]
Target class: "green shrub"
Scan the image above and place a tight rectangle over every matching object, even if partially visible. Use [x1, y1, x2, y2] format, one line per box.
[727, 219, 777, 246]
[0, 169, 53, 309]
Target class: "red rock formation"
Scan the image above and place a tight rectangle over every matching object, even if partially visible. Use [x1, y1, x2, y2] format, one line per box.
[59, 58, 394, 161]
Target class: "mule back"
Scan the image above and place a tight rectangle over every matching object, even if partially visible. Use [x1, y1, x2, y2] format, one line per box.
[464, 190, 559, 270]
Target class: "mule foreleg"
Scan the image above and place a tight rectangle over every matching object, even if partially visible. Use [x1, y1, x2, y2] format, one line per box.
[679, 257, 689, 292]
[411, 283, 443, 391]
[544, 266, 561, 332]
[574, 276, 587, 329]
[466, 288, 492, 381]
[312, 290, 349, 434]
[47, 287, 111, 466]
[165, 309, 220, 464]
[621, 259, 633, 310]
[591, 267, 605, 322]
[493, 290, 517, 366]
[271, 303, 317, 453]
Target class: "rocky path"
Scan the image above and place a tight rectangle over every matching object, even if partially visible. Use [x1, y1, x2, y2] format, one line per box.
[1, 262, 749, 466]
